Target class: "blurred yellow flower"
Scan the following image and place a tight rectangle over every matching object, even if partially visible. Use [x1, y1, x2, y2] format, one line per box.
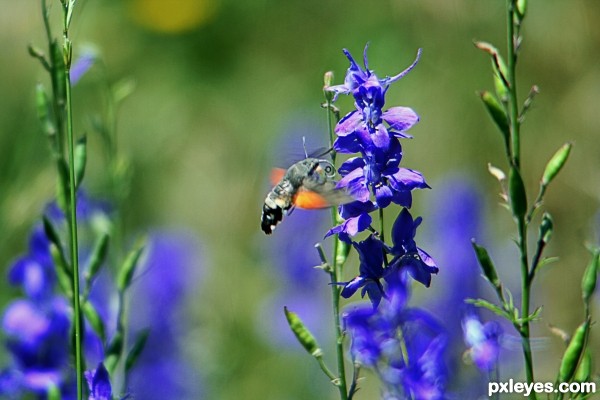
[130, 0, 217, 33]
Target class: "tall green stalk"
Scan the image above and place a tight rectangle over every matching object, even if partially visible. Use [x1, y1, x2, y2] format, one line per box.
[61, 2, 84, 398]
[324, 87, 349, 400]
[506, 0, 536, 394]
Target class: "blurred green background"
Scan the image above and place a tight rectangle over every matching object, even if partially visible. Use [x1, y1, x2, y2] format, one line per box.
[1, 0, 599, 399]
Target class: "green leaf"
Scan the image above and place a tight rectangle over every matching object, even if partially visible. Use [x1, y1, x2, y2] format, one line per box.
[105, 332, 124, 375]
[471, 240, 501, 289]
[43, 216, 63, 250]
[541, 143, 572, 188]
[74, 136, 87, 189]
[558, 320, 590, 383]
[284, 307, 321, 356]
[473, 42, 509, 101]
[117, 239, 146, 292]
[125, 328, 150, 372]
[581, 249, 600, 306]
[85, 232, 110, 287]
[508, 167, 527, 218]
[516, 306, 542, 324]
[49, 244, 73, 299]
[82, 301, 106, 343]
[479, 91, 510, 151]
[465, 298, 512, 321]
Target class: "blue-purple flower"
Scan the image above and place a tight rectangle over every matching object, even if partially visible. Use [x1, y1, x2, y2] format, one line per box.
[326, 45, 428, 239]
[388, 208, 439, 287]
[344, 276, 448, 399]
[462, 314, 502, 372]
[339, 235, 387, 308]
[85, 363, 113, 400]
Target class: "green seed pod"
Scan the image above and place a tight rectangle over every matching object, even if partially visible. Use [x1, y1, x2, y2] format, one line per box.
[574, 349, 592, 383]
[508, 167, 527, 219]
[35, 84, 57, 139]
[49, 244, 73, 299]
[541, 143, 572, 187]
[82, 301, 106, 342]
[471, 240, 500, 289]
[479, 91, 510, 149]
[126, 328, 150, 372]
[558, 320, 590, 383]
[74, 136, 87, 189]
[284, 307, 321, 356]
[539, 212, 553, 245]
[516, 0, 528, 21]
[85, 232, 110, 286]
[117, 240, 146, 292]
[105, 332, 124, 375]
[582, 250, 600, 306]
[335, 239, 351, 267]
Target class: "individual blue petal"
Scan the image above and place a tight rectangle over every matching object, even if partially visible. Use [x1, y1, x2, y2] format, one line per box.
[361, 281, 384, 308]
[337, 168, 370, 202]
[391, 208, 416, 251]
[335, 111, 362, 136]
[389, 168, 430, 191]
[325, 212, 372, 242]
[391, 190, 413, 208]
[340, 276, 367, 298]
[85, 363, 112, 400]
[382, 106, 420, 134]
[339, 200, 377, 219]
[375, 184, 394, 208]
[372, 124, 390, 150]
[333, 134, 363, 154]
[338, 157, 365, 176]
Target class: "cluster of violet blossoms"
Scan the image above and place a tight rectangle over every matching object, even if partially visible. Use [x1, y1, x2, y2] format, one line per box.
[0, 193, 203, 400]
[325, 46, 438, 307]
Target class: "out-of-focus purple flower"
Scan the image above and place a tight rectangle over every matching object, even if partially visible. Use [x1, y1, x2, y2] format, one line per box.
[85, 362, 121, 400]
[71, 49, 97, 85]
[8, 224, 54, 301]
[326, 45, 427, 240]
[339, 235, 386, 308]
[1, 296, 70, 395]
[462, 314, 502, 372]
[344, 276, 448, 399]
[126, 230, 204, 400]
[388, 208, 438, 287]
[45, 190, 112, 223]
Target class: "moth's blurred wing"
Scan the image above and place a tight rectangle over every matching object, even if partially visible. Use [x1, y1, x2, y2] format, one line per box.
[270, 168, 286, 185]
[296, 179, 353, 209]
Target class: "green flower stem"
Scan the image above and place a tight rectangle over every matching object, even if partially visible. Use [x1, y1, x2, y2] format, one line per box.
[506, 0, 520, 168]
[507, 1, 536, 393]
[64, 41, 84, 400]
[60, 4, 84, 399]
[325, 92, 349, 400]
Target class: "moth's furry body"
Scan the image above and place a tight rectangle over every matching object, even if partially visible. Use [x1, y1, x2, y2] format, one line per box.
[261, 158, 344, 234]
